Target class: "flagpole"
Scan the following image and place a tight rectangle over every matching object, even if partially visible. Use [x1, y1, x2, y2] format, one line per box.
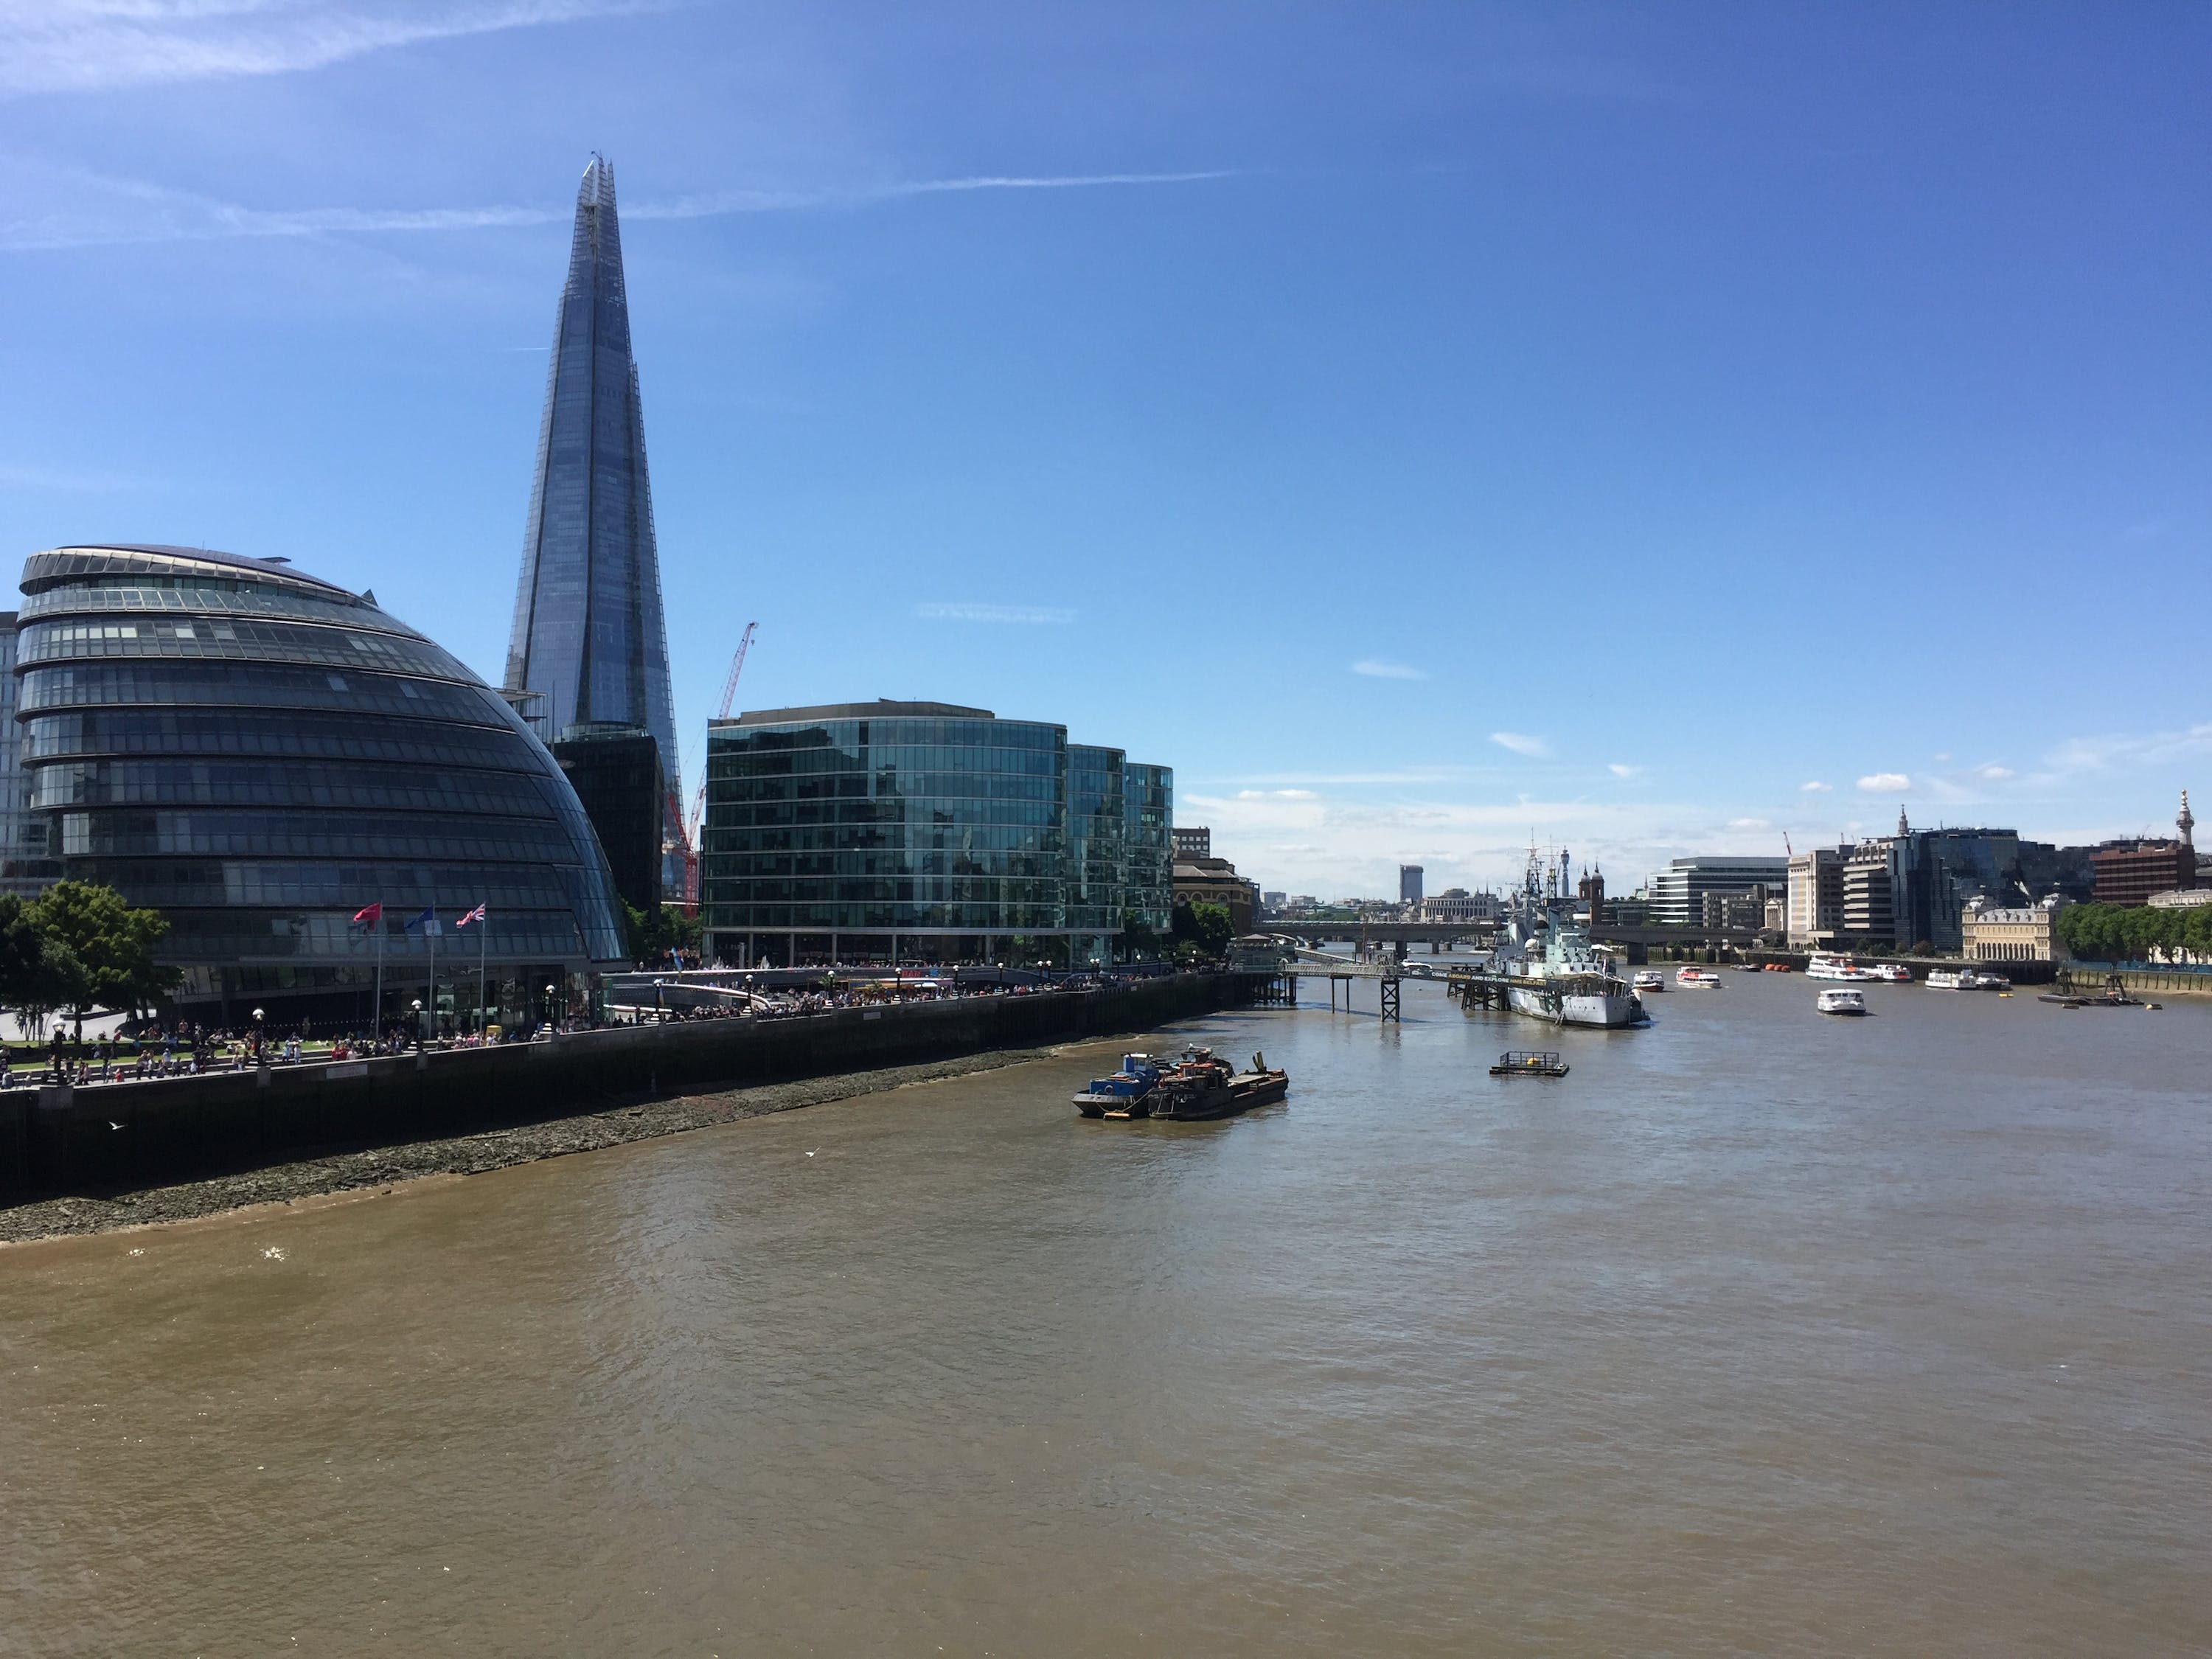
[373, 905, 383, 1041]
[479, 907, 489, 1035]
[428, 911, 438, 1045]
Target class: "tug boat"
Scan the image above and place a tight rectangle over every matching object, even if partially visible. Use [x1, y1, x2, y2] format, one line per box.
[1074, 1047, 1288, 1121]
[1816, 989, 1868, 1016]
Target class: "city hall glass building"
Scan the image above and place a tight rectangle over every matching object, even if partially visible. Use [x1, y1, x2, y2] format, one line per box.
[700, 701, 1172, 967]
[15, 544, 627, 1026]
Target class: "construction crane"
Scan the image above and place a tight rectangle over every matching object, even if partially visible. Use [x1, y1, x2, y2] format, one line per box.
[675, 622, 757, 908]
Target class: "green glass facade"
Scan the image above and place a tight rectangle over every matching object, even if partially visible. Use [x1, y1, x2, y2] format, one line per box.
[700, 700, 1171, 966]
[1123, 762, 1174, 935]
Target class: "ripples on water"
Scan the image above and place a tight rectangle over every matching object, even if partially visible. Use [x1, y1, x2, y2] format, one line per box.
[3, 974, 2208, 1655]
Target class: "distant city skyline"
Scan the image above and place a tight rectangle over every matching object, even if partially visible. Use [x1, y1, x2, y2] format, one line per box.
[1, 5, 2203, 896]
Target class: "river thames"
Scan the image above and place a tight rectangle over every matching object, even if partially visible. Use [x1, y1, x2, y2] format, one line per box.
[4, 972, 2207, 1655]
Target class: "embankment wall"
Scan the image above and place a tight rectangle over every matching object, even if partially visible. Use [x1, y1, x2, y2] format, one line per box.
[0, 973, 1261, 1200]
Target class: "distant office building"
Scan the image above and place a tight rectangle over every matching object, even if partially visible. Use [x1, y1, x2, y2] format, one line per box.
[1843, 842, 1896, 942]
[551, 723, 664, 913]
[1260, 890, 1287, 914]
[1700, 888, 1770, 931]
[1646, 856, 1790, 926]
[1837, 815, 2025, 951]
[0, 613, 59, 897]
[1962, 897, 2068, 963]
[1173, 825, 1211, 860]
[1787, 847, 1846, 946]
[1122, 762, 1175, 936]
[1399, 864, 1424, 905]
[506, 156, 684, 893]
[700, 700, 1169, 967]
[1422, 888, 1499, 924]
[17, 544, 625, 1025]
[2089, 792, 2197, 905]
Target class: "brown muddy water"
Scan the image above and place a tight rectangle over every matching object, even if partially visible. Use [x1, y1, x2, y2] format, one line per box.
[3, 974, 2208, 1656]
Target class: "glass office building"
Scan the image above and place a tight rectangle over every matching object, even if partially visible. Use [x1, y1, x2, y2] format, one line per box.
[505, 156, 684, 891]
[700, 700, 1172, 967]
[15, 543, 627, 1027]
[1122, 762, 1175, 935]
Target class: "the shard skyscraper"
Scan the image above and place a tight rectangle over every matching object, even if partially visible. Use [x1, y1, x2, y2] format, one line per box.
[507, 156, 683, 890]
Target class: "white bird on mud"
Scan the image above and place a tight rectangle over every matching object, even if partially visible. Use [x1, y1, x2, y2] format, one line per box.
[805, 1150, 816, 1158]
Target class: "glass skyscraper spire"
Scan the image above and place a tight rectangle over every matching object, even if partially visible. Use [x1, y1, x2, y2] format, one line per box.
[507, 155, 681, 874]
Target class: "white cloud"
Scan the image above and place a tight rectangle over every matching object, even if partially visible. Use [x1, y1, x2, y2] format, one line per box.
[1489, 731, 1548, 757]
[1857, 773, 1910, 793]
[1607, 762, 1641, 779]
[1351, 659, 1425, 681]
[0, 0, 645, 98]
[0, 460, 150, 490]
[1799, 780, 1832, 793]
[1972, 764, 2015, 781]
[1, 162, 1239, 253]
[1727, 818, 1772, 831]
[1234, 788, 1319, 801]
[914, 602, 1073, 625]
[1933, 751, 1952, 762]
[2045, 723, 2212, 774]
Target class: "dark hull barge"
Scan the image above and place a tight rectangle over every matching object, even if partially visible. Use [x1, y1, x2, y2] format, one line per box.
[1074, 1047, 1289, 1121]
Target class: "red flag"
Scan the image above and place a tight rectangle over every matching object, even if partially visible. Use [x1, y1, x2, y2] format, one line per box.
[352, 902, 383, 925]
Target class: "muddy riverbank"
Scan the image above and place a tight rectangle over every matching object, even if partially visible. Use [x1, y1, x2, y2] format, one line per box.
[0, 1044, 1063, 1246]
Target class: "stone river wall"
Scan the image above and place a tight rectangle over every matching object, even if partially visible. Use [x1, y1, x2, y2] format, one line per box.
[0, 973, 1263, 1202]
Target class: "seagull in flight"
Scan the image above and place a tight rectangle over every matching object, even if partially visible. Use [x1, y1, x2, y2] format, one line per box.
[805, 1150, 816, 1158]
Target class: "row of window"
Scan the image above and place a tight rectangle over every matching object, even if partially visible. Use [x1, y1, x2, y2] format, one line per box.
[19, 614, 465, 682]
[712, 720, 1065, 755]
[22, 710, 540, 770]
[21, 581, 406, 635]
[32, 759, 560, 818]
[701, 826, 1067, 855]
[21, 662, 515, 726]
[706, 804, 1065, 835]
[58, 809, 582, 863]
[153, 908, 598, 961]
[63, 858, 587, 912]
[702, 903, 1071, 931]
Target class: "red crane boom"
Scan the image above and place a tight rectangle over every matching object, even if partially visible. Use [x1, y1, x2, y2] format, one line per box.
[678, 622, 758, 907]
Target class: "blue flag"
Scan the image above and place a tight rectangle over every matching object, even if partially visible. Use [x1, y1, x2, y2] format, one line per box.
[406, 906, 439, 934]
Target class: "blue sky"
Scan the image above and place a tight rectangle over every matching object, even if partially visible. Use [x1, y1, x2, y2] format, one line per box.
[3, 2, 2205, 898]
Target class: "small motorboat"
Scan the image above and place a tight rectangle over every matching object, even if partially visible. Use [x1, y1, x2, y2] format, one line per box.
[1491, 1050, 1568, 1077]
[1807, 955, 1882, 982]
[1675, 967, 1721, 987]
[1817, 990, 1868, 1016]
[1866, 962, 1911, 983]
[1631, 969, 1666, 992]
[1078, 1048, 1288, 1121]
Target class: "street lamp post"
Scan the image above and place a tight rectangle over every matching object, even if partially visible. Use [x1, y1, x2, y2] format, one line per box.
[653, 978, 664, 1023]
[411, 998, 424, 1049]
[545, 983, 557, 1032]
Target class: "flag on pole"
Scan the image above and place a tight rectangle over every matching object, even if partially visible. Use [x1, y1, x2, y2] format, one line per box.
[456, 903, 487, 928]
[352, 902, 383, 925]
[407, 906, 440, 935]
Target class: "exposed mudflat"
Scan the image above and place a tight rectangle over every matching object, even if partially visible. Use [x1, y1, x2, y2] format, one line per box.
[0, 1046, 1062, 1246]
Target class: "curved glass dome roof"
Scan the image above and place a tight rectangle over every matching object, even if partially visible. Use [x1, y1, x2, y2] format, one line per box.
[15, 544, 627, 1017]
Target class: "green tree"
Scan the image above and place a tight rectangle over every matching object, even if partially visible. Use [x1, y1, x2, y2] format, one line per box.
[1171, 900, 1234, 961]
[0, 893, 47, 1037]
[1119, 908, 1164, 962]
[623, 901, 705, 964]
[25, 880, 181, 1037]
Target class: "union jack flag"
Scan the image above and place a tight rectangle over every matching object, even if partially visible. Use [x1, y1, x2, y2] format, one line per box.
[456, 903, 487, 928]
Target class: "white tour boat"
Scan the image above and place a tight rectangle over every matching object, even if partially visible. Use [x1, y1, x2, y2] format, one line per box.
[1816, 989, 1868, 1016]
[1924, 967, 2011, 992]
[1483, 848, 1647, 1029]
[1806, 954, 1882, 982]
[1676, 966, 1721, 987]
[1867, 961, 1911, 983]
[1631, 969, 1666, 992]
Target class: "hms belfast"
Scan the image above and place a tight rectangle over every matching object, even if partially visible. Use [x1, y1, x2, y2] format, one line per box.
[1483, 848, 1647, 1028]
